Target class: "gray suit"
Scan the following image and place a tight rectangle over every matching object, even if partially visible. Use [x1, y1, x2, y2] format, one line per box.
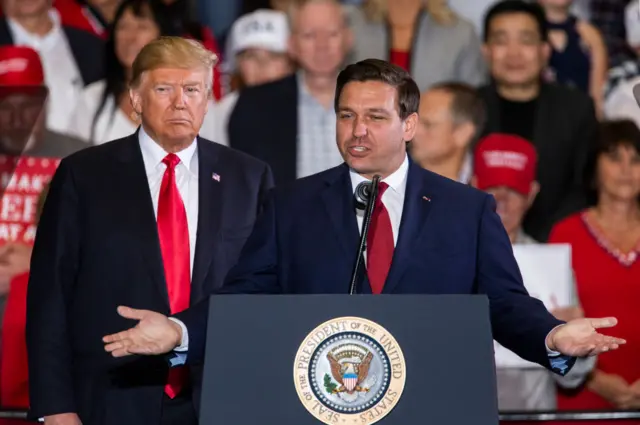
[345, 6, 487, 91]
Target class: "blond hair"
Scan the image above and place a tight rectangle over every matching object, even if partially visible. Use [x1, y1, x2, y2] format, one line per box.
[130, 36, 218, 92]
[363, 0, 456, 26]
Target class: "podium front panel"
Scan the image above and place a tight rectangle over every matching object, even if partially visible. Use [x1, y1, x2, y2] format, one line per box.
[200, 294, 498, 425]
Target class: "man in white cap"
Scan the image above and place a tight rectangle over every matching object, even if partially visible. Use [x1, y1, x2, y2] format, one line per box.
[213, 9, 294, 146]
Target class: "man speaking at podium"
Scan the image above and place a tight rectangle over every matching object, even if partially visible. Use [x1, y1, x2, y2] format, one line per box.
[104, 59, 624, 377]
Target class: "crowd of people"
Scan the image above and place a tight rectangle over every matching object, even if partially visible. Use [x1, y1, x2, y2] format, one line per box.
[0, 0, 639, 422]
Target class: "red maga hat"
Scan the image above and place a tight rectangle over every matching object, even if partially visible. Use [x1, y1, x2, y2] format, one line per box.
[474, 133, 538, 195]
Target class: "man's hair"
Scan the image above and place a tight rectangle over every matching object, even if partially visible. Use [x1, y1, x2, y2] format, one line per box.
[130, 36, 218, 92]
[429, 82, 486, 143]
[286, 0, 347, 31]
[335, 58, 420, 120]
[483, 0, 547, 43]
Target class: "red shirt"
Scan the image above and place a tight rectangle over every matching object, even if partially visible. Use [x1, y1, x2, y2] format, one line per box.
[389, 49, 410, 71]
[0, 272, 30, 408]
[548, 211, 640, 425]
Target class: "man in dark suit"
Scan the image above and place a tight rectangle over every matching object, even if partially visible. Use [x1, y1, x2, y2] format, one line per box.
[228, 0, 352, 185]
[26, 37, 273, 425]
[103, 59, 623, 384]
[478, 0, 598, 242]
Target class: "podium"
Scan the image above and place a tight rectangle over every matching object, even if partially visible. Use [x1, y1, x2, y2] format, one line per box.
[200, 294, 499, 425]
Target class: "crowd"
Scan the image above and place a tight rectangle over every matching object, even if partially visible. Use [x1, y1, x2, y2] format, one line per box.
[0, 0, 639, 422]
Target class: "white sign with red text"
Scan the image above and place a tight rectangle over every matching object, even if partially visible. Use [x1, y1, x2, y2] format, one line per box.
[493, 243, 574, 369]
[0, 155, 59, 246]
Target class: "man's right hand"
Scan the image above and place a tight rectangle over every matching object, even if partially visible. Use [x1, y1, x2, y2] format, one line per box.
[43, 413, 82, 425]
[103, 306, 182, 357]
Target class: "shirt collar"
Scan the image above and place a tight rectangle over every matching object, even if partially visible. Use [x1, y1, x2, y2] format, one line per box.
[349, 154, 409, 196]
[138, 125, 198, 176]
[457, 151, 473, 184]
[8, 9, 62, 47]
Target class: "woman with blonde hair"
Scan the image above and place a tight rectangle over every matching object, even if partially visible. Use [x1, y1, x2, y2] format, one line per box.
[345, 0, 486, 91]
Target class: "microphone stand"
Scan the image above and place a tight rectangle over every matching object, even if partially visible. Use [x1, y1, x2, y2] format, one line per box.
[349, 175, 381, 295]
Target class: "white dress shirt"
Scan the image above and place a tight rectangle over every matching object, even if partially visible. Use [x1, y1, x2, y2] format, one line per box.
[8, 9, 83, 134]
[138, 125, 199, 276]
[350, 154, 409, 247]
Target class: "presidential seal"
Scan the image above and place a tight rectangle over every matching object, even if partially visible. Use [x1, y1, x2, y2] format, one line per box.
[293, 317, 406, 425]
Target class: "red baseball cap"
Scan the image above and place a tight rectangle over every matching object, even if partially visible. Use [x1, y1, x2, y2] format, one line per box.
[0, 46, 46, 95]
[474, 133, 537, 195]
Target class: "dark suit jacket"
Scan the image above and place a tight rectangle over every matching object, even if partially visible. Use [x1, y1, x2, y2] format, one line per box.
[478, 83, 597, 242]
[177, 160, 565, 372]
[0, 18, 104, 86]
[25, 133, 273, 424]
[228, 74, 298, 185]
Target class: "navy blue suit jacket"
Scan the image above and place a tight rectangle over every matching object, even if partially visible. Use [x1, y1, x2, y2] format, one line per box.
[177, 160, 565, 370]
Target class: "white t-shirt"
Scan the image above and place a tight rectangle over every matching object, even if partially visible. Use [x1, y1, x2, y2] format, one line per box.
[211, 91, 238, 147]
[67, 80, 218, 144]
[604, 76, 640, 130]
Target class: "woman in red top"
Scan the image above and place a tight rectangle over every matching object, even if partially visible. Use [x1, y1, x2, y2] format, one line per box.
[0, 185, 49, 409]
[549, 120, 640, 423]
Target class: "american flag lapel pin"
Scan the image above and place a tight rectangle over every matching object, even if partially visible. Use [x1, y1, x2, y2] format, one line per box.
[422, 196, 431, 202]
[212, 172, 221, 182]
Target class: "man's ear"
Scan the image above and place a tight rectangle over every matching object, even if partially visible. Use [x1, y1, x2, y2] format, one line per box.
[402, 112, 418, 142]
[129, 88, 142, 117]
[453, 122, 476, 149]
[527, 181, 540, 207]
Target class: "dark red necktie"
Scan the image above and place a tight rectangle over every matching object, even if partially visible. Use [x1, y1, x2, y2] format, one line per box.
[157, 153, 191, 398]
[367, 182, 394, 294]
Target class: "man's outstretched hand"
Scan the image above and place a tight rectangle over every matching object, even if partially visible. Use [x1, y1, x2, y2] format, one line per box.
[547, 317, 626, 357]
[103, 306, 182, 357]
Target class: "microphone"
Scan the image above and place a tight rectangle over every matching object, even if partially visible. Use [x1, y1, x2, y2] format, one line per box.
[354, 181, 373, 210]
[348, 175, 381, 295]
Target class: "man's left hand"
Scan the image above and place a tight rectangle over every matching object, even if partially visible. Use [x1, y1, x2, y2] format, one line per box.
[546, 317, 625, 357]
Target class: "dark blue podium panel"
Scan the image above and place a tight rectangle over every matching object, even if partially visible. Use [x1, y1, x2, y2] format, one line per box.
[200, 294, 498, 425]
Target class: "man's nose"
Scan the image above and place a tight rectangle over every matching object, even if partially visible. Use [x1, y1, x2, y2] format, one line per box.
[353, 117, 367, 138]
[172, 88, 186, 109]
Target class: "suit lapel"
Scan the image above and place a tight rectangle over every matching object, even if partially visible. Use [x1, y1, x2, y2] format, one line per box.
[115, 133, 169, 307]
[321, 164, 360, 260]
[0, 19, 14, 44]
[190, 139, 222, 303]
[383, 162, 434, 293]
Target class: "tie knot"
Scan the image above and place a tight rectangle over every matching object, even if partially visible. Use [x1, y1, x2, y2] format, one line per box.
[162, 153, 181, 169]
[377, 182, 389, 197]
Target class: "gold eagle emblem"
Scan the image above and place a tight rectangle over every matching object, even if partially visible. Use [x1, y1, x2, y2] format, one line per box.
[327, 350, 373, 394]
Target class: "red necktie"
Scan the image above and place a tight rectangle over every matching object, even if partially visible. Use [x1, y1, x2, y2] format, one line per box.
[157, 153, 191, 398]
[367, 182, 394, 294]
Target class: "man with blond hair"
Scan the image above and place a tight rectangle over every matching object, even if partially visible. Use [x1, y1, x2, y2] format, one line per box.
[25, 36, 273, 425]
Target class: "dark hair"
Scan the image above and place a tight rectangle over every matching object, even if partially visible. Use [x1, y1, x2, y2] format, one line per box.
[483, 0, 547, 42]
[91, 0, 162, 142]
[334, 59, 420, 120]
[430, 82, 486, 143]
[585, 120, 640, 205]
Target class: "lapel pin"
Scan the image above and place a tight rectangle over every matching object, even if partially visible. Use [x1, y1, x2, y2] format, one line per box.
[212, 172, 221, 182]
[422, 196, 431, 202]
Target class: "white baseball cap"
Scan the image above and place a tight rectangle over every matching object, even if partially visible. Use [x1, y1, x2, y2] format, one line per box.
[224, 9, 290, 72]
